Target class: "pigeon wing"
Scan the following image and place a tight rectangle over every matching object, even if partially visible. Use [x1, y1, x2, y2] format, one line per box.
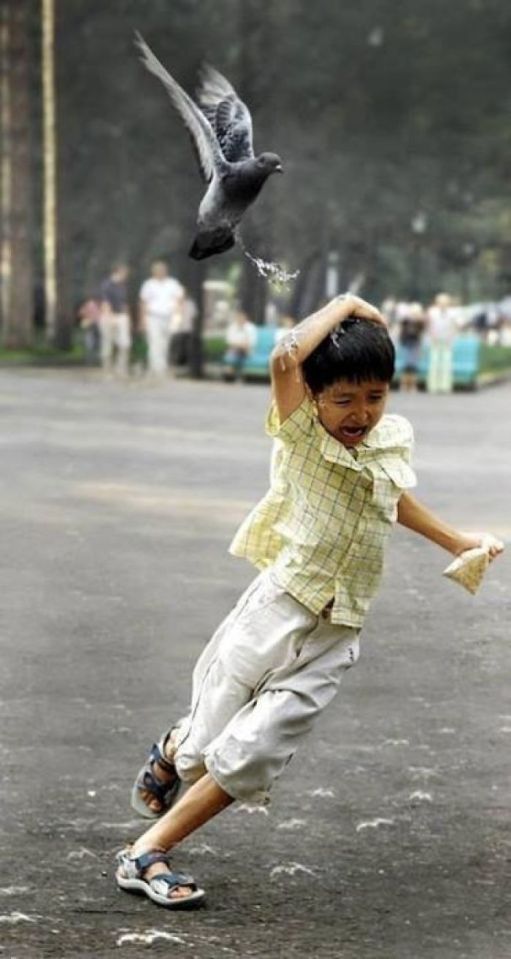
[197, 65, 254, 163]
[135, 33, 225, 183]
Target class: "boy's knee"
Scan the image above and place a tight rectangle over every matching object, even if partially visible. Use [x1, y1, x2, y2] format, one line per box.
[202, 694, 311, 803]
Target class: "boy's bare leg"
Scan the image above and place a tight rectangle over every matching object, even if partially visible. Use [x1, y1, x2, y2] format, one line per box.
[124, 773, 234, 900]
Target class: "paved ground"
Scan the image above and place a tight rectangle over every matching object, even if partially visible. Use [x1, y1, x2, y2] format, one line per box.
[0, 368, 510, 959]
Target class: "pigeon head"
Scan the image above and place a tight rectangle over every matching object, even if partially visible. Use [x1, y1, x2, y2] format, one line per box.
[256, 152, 284, 175]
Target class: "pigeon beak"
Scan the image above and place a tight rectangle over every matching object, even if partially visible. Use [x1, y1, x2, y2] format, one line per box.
[275, 164, 283, 174]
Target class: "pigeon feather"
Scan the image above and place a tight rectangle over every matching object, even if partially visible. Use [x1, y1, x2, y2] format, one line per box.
[134, 31, 225, 183]
[197, 65, 254, 163]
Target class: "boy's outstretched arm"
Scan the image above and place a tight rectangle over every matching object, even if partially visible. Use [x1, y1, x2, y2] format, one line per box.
[270, 294, 385, 423]
[397, 491, 504, 560]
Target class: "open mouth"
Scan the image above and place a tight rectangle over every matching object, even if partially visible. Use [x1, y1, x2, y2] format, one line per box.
[339, 425, 367, 442]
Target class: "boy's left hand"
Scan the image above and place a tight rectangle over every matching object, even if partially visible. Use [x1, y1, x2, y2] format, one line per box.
[453, 532, 504, 562]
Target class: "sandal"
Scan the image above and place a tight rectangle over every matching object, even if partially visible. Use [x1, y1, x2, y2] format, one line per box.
[116, 848, 205, 909]
[130, 731, 181, 820]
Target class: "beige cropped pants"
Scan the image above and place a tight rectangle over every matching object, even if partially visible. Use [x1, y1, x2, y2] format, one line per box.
[145, 313, 172, 375]
[427, 341, 453, 393]
[99, 312, 131, 375]
[173, 569, 360, 804]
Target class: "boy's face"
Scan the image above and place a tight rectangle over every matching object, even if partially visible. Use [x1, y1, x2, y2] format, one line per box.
[314, 378, 390, 447]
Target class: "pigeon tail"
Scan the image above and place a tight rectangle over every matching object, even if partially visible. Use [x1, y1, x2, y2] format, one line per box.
[189, 229, 235, 260]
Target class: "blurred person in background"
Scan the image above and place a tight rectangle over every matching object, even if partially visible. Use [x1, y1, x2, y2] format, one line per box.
[99, 262, 131, 377]
[498, 297, 511, 346]
[398, 302, 425, 392]
[472, 305, 489, 341]
[170, 292, 197, 369]
[499, 318, 511, 346]
[486, 302, 503, 345]
[77, 296, 101, 365]
[381, 297, 399, 342]
[223, 306, 257, 381]
[139, 259, 185, 377]
[426, 293, 458, 394]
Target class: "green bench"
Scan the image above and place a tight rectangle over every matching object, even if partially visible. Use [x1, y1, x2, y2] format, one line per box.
[216, 327, 510, 389]
[395, 335, 481, 389]
[235, 325, 279, 379]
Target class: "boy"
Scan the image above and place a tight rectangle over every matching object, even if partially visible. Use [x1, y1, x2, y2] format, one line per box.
[116, 294, 503, 908]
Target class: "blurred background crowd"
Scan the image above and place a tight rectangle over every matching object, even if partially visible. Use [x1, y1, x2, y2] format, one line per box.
[77, 261, 511, 392]
[2, 0, 511, 392]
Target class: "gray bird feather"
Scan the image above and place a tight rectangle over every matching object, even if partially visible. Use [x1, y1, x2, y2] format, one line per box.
[197, 64, 255, 163]
[134, 31, 224, 182]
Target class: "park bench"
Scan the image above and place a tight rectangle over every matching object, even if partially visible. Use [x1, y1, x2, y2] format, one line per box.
[238, 325, 280, 378]
[217, 327, 510, 390]
[395, 334, 481, 389]
[244, 330, 482, 388]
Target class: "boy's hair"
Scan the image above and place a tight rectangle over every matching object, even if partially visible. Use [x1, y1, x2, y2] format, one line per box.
[303, 317, 395, 394]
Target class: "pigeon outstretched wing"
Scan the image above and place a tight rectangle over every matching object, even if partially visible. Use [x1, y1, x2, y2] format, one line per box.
[197, 65, 254, 164]
[135, 32, 226, 183]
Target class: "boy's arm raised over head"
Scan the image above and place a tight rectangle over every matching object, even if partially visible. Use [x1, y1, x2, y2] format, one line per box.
[270, 294, 385, 424]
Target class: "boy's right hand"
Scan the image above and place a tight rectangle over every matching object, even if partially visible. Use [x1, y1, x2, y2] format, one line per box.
[338, 294, 386, 326]
[453, 531, 505, 562]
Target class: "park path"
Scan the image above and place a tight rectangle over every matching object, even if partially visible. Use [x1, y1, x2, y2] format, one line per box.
[0, 369, 510, 959]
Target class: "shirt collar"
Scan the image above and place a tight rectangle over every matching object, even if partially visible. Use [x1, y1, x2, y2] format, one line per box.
[361, 419, 405, 452]
[314, 419, 362, 470]
[314, 415, 406, 468]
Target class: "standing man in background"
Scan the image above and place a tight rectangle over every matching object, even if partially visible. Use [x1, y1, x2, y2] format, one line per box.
[426, 293, 458, 394]
[99, 263, 132, 377]
[139, 259, 185, 377]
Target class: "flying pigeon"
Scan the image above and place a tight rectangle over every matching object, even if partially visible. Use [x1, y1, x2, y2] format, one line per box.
[135, 33, 283, 260]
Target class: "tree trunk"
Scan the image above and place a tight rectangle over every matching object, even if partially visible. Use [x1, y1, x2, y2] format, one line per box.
[52, 0, 74, 349]
[0, 0, 34, 349]
[238, 222, 267, 324]
[182, 260, 206, 379]
[236, 0, 276, 326]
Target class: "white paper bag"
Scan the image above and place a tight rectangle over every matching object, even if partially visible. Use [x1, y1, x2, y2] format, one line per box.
[442, 547, 490, 595]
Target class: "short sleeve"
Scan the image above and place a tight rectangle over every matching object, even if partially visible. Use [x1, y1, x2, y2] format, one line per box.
[265, 395, 315, 445]
[139, 280, 150, 301]
[377, 416, 417, 489]
[396, 417, 414, 465]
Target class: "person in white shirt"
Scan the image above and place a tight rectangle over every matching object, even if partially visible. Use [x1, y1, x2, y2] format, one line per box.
[426, 293, 458, 393]
[139, 260, 185, 376]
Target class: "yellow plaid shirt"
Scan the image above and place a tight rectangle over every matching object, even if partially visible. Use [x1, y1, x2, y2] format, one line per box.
[229, 395, 417, 629]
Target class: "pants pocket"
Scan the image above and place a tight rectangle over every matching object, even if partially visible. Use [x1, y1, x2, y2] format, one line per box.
[235, 570, 286, 622]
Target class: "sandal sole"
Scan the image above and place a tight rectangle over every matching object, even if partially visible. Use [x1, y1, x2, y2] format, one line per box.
[117, 875, 205, 909]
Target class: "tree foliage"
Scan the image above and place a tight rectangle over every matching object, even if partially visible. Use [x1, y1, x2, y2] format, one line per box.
[6, 0, 511, 348]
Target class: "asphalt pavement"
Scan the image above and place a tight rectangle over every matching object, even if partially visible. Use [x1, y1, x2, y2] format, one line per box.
[0, 368, 510, 959]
